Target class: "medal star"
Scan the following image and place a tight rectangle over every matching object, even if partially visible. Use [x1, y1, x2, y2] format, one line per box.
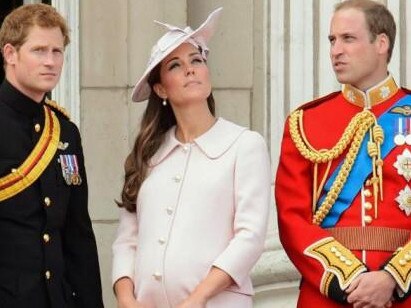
[380, 86, 391, 99]
[394, 148, 411, 181]
[396, 185, 411, 216]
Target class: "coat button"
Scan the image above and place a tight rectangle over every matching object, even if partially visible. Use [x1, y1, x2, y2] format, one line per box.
[44, 197, 51, 207]
[43, 233, 50, 243]
[363, 189, 372, 197]
[364, 202, 373, 210]
[166, 207, 173, 215]
[153, 272, 162, 280]
[173, 175, 181, 183]
[399, 259, 407, 266]
[45, 270, 51, 280]
[34, 123, 41, 132]
[158, 238, 166, 245]
[364, 215, 372, 224]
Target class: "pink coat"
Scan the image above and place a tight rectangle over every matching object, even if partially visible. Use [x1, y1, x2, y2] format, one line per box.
[112, 118, 271, 308]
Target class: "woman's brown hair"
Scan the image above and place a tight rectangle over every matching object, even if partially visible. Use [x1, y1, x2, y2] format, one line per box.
[118, 61, 215, 212]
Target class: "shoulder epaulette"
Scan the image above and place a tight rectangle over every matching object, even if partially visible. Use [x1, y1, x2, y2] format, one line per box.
[295, 91, 341, 112]
[44, 99, 70, 120]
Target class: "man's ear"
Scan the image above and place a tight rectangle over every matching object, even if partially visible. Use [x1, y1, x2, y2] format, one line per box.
[376, 33, 389, 56]
[2, 43, 17, 66]
[153, 83, 166, 100]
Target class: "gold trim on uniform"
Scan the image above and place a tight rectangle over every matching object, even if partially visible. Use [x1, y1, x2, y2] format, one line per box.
[44, 98, 70, 120]
[385, 241, 411, 293]
[289, 109, 383, 225]
[342, 75, 399, 109]
[0, 106, 60, 201]
[304, 237, 367, 290]
[320, 271, 334, 296]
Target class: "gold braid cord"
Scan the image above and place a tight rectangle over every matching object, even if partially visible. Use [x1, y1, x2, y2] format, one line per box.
[289, 109, 383, 225]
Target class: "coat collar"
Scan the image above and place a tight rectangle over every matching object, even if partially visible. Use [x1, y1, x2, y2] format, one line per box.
[342, 74, 399, 109]
[150, 117, 247, 166]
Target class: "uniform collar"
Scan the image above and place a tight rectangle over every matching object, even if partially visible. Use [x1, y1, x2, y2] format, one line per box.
[0, 79, 45, 117]
[150, 117, 247, 166]
[342, 74, 399, 109]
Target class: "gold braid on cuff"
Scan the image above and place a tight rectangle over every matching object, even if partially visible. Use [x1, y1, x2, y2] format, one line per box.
[385, 241, 411, 293]
[304, 237, 367, 291]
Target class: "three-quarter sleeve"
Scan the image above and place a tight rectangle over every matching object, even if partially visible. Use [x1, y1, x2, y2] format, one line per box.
[213, 131, 271, 287]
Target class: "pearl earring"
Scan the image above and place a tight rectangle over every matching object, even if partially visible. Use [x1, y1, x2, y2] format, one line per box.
[162, 99, 167, 106]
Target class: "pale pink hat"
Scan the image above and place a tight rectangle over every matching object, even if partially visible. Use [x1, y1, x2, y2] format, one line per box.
[131, 7, 223, 102]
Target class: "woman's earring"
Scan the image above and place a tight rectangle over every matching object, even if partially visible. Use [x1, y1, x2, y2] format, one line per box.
[162, 99, 167, 106]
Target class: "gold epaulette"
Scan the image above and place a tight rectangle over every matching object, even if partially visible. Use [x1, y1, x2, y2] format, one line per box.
[304, 237, 367, 293]
[385, 241, 411, 293]
[45, 98, 70, 120]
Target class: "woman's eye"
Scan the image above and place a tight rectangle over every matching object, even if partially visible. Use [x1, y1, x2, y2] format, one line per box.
[168, 62, 180, 70]
[192, 58, 203, 64]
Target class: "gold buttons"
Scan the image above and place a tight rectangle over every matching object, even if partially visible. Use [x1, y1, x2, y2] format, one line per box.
[45, 270, 51, 280]
[399, 259, 407, 266]
[363, 189, 372, 197]
[364, 215, 372, 224]
[166, 207, 173, 215]
[34, 123, 41, 132]
[173, 175, 181, 183]
[345, 260, 353, 266]
[364, 202, 373, 210]
[44, 197, 51, 207]
[43, 233, 50, 243]
[158, 238, 166, 245]
[153, 272, 162, 280]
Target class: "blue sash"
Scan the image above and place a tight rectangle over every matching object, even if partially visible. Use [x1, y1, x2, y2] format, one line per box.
[318, 95, 411, 228]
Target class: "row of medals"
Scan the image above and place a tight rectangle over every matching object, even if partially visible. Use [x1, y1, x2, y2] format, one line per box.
[394, 117, 411, 216]
[58, 141, 82, 186]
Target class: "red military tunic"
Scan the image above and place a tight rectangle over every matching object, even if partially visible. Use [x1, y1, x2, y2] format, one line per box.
[275, 76, 411, 307]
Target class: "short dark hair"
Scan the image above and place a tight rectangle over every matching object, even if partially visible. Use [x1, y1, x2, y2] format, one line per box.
[0, 3, 70, 56]
[335, 0, 396, 63]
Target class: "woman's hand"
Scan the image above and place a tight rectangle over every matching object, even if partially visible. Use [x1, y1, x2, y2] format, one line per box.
[115, 277, 146, 308]
[117, 296, 146, 308]
[177, 267, 233, 308]
[176, 295, 207, 308]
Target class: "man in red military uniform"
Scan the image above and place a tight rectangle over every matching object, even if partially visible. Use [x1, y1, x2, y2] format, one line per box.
[275, 0, 411, 307]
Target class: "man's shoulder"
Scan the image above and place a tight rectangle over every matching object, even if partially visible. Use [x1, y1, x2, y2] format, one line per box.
[401, 87, 411, 95]
[44, 99, 71, 121]
[296, 91, 341, 111]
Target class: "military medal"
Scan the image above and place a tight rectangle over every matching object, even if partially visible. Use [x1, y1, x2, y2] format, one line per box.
[406, 118, 411, 145]
[59, 154, 82, 185]
[394, 148, 411, 181]
[396, 185, 411, 216]
[394, 118, 406, 146]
